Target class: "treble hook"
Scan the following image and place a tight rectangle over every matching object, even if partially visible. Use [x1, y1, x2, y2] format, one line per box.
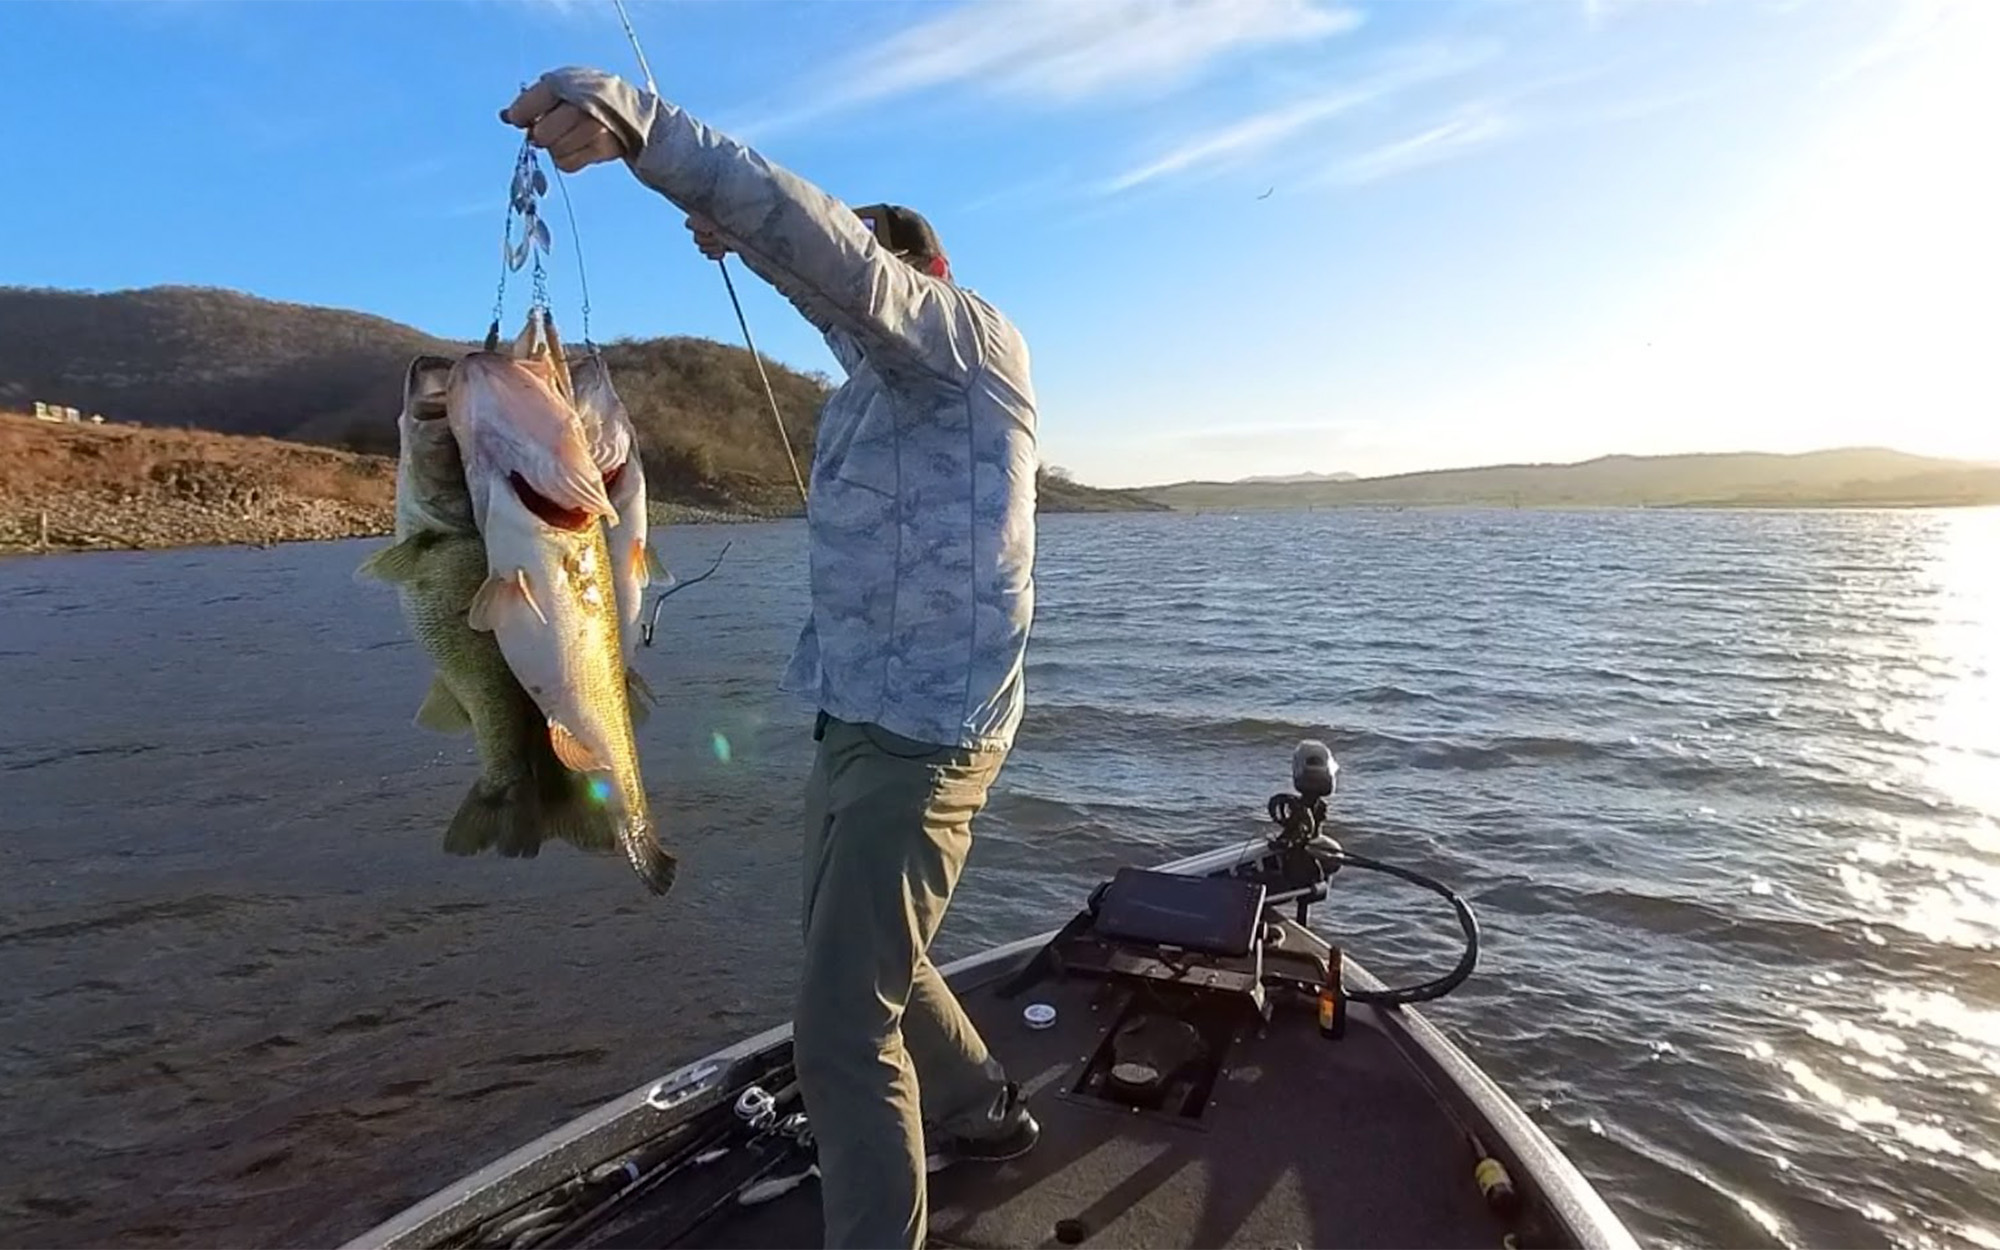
[639, 541, 733, 647]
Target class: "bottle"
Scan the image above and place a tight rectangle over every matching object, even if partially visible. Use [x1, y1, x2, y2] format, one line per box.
[1317, 946, 1347, 1039]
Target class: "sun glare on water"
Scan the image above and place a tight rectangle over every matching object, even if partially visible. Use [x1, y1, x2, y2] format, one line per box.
[1749, 507, 2000, 1243]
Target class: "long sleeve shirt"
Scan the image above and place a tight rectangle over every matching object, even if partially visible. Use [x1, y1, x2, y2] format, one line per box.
[538, 67, 1040, 752]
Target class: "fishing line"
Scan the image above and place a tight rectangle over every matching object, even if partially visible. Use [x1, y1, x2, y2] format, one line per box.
[610, 0, 658, 96]
[608, 0, 809, 509]
[551, 167, 596, 352]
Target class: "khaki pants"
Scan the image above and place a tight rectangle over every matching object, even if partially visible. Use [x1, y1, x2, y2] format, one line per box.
[796, 714, 1013, 1250]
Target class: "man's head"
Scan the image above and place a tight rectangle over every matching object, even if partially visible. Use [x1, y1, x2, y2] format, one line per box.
[852, 204, 951, 281]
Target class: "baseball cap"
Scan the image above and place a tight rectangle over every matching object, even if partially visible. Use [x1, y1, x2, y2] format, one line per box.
[852, 203, 950, 279]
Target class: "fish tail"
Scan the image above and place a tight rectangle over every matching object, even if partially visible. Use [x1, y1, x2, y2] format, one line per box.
[442, 778, 530, 858]
[529, 764, 623, 857]
[441, 765, 621, 861]
[620, 819, 678, 896]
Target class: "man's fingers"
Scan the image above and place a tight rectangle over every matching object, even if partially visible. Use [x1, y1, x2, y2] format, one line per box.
[501, 79, 560, 127]
[551, 129, 623, 173]
[683, 213, 729, 258]
[550, 121, 614, 160]
[531, 104, 589, 151]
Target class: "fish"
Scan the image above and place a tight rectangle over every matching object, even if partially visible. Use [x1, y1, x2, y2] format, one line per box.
[355, 354, 620, 863]
[570, 349, 668, 712]
[445, 334, 676, 896]
[453, 308, 612, 536]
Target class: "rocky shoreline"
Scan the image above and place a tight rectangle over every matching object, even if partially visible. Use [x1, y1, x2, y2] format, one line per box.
[0, 497, 787, 558]
[0, 410, 1156, 559]
[0, 493, 394, 555]
[0, 412, 798, 558]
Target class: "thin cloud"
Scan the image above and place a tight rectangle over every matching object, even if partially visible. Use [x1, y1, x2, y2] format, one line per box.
[736, 0, 1362, 137]
[1579, 0, 1708, 30]
[1322, 104, 1513, 186]
[1097, 43, 1497, 196]
[1098, 89, 1377, 195]
[1823, 0, 1959, 85]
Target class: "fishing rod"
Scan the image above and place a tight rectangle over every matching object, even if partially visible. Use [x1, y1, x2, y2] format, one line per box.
[608, 0, 809, 509]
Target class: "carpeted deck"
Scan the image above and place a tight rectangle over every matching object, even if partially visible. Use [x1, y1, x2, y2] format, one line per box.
[624, 945, 1513, 1250]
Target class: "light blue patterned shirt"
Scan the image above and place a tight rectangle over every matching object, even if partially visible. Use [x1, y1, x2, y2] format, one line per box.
[542, 68, 1040, 752]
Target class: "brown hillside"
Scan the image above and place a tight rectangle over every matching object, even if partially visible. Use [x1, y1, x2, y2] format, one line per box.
[0, 285, 836, 505]
[1, 284, 1163, 523]
[0, 412, 394, 552]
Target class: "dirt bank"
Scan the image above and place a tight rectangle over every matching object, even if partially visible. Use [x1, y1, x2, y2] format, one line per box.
[0, 412, 395, 554]
[0, 413, 795, 557]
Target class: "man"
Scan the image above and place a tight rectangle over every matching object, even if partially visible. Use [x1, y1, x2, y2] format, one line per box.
[502, 68, 1041, 1250]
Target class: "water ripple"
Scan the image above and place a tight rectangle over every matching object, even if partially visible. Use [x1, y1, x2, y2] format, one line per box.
[0, 508, 1996, 1250]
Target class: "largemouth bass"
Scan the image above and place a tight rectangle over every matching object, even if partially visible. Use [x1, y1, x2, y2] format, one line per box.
[446, 343, 676, 896]
[571, 349, 667, 706]
[356, 354, 619, 862]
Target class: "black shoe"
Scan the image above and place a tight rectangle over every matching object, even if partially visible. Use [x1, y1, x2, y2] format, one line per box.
[926, 1082, 1039, 1172]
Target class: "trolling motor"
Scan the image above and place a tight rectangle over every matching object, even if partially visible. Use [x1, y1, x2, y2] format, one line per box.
[1272, 738, 1336, 843]
[1260, 738, 1483, 1009]
[1254, 739, 1345, 925]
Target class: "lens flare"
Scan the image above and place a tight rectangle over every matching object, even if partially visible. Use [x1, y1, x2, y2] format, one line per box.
[588, 776, 612, 805]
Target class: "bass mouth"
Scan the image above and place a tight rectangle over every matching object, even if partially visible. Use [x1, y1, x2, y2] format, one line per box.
[507, 459, 627, 531]
[509, 471, 600, 531]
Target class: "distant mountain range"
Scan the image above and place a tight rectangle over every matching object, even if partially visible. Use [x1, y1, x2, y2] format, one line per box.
[3, 284, 1993, 517]
[1235, 470, 1360, 485]
[1141, 448, 2000, 511]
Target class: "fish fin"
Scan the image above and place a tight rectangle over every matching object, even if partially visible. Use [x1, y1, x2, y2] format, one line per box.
[529, 752, 621, 854]
[536, 805, 621, 855]
[627, 665, 657, 706]
[622, 828, 678, 896]
[625, 667, 656, 727]
[465, 575, 510, 632]
[513, 569, 549, 625]
[414, 678, 473, 734]
[442, 779, 524, 858]
[643, 543, 670, 581]
[466, 570, 547, 631]
[355, 536, 428, 585]
[548, 720, 608, 773]
[443, 770, 621, 860]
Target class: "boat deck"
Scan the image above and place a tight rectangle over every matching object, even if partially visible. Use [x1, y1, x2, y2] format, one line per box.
[604, 934, 1516, 1249]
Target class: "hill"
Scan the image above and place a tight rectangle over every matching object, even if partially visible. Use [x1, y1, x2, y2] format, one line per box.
[1036, 467, 1169, 513]
[1139, 448, 2000, 511]
[0, 285, 464, 451]
[1238, 470, 1359, 485]
[0, 284, 832, 511]
[0, 284, 1159, 522]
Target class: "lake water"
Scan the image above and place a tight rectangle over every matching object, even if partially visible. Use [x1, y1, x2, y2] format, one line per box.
[2, 508, 1997, 1249]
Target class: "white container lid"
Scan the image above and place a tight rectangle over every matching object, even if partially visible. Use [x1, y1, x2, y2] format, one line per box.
[1023, 1003, 1057, 1030]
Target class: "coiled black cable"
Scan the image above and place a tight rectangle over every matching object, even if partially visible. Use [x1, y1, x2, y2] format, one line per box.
[1319, 846, 1481, 1006]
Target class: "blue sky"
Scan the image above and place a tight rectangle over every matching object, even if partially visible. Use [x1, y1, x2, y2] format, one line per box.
[4, 0, 1995, 486]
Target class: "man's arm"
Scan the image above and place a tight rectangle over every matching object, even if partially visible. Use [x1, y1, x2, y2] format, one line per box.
[521, 67, 982, 384]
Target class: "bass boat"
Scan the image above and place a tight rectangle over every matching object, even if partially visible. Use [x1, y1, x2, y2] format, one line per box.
[342, 741, 1639, 1250]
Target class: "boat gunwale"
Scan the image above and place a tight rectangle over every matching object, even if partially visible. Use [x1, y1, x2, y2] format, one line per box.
[336, 839, 1639, 1250]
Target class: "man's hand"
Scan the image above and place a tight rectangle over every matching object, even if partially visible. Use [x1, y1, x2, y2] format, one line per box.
[501, 76, 628, 173]
[685, 213, 731, 261]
